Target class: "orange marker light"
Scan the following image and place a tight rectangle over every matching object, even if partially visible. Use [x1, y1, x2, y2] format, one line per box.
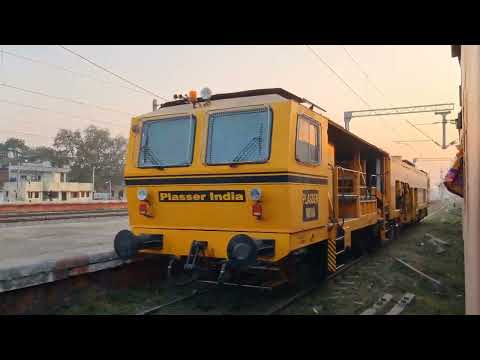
[189, 90, 197, 102]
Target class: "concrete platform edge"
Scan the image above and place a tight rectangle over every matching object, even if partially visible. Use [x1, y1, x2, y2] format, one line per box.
[0, 251, 139, 293]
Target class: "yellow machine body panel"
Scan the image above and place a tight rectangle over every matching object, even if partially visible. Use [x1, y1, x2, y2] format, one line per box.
[124, 93, 331, 263]
[125, 99, 330, 232]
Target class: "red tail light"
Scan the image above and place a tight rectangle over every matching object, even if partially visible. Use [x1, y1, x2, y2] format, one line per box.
[139, 202, 149, 216]
[252, 202, 262, 218]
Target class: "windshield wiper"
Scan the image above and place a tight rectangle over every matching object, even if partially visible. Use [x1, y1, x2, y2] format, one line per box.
[141, 125, 165, 169]
[231, 137, 262, 164]
[141, 145, 165, 169]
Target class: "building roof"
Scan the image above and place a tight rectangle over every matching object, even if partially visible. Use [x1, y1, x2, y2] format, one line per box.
[8, 162, 70, 173]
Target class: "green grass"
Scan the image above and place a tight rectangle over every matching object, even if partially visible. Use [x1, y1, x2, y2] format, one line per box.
[284, 201, 465, 315]
[54, 284, 190, 315]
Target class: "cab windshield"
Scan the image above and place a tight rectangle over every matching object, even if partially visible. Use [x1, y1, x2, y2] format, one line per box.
[206, 107, 272, 165]
[138, 115, 195, 168]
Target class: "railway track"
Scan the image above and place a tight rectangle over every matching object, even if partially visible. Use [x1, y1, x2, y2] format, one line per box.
[265, 255, 365, 315]
[136, 288, 211, 315]
[136, 255, 366, 316]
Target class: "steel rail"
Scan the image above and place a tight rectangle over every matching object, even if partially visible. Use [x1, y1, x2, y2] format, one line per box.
[265, 255, 366, 315]
[136, 288, 211, 315]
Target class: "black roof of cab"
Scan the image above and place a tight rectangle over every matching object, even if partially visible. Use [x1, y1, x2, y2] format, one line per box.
[160, 88, 305, 108]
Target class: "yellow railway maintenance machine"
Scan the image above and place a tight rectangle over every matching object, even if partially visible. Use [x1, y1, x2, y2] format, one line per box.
[114, 88, 429, 289]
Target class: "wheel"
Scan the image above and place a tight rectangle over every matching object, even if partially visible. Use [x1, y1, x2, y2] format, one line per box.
[395, 222, 402, 239]
[282, 256, 309, 288]
[351, 229, 367, 258]
[310, 242, 328, 281]
[282, 243, 327, 287]
[388, 228, 394, 241]
[364, 225, 379, 253]
[387, 221, 400, 241]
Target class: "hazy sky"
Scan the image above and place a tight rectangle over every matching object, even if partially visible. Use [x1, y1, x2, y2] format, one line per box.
[0, 45, 461, 186]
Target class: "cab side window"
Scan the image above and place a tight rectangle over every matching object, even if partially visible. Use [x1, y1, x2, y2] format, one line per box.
[296, 115, 321, 164]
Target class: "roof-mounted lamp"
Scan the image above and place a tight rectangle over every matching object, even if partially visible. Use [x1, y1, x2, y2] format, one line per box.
[200, 87, 212, 101]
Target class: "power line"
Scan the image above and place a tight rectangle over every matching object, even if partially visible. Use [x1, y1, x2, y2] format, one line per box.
[403, 119, 440, 144]
[306, 45, 370, 107]
[1, 129, 55, 140]
[2, 49, 153, 98]
[412, 122, 444, 125]
[0, 82, 134, 116]
[341, 46, 420, 154]
[341, 46, 390, 100]
[306, 45, 412, 154]
[1, 118, 129, 144]
[341, 45, 440, 146]
[58, 45, 168, 101]
[0, 98, 127, 129]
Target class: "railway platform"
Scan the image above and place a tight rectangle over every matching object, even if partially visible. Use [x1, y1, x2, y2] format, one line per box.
[0, 216, 129, 294]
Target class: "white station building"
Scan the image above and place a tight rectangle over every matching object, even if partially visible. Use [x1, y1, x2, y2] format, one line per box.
[0, 161, 93, 202]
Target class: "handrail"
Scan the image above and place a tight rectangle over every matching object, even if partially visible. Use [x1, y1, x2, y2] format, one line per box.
[336, 166, 365, 175]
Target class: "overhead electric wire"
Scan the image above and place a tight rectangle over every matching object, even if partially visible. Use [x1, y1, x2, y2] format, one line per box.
[306, 45, 371, 107]
[1, 129, 55, 140]
[340, 45, 419, 153]
[411, 122, 444, 125]
[0, 82, 134, 116]
[394, 140, 432, 143]
[0, 98, 127, 129]
[0, 48, 129, 146]
[341, 46, 389, 99]
[340, 45, 440, 147]
[306, 45, 409, 153]
[1, 123, 129, 145]
[2, 49, 153, 98]
[58, 45, 168, 101]
[402, 120, 442, 146]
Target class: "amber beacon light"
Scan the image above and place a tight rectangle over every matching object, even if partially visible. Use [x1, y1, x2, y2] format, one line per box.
[189, 90, 197, 103]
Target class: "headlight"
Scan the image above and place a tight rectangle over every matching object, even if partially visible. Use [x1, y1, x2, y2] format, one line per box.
[250, 188, 262, 201]
[137, 189, 148, 201]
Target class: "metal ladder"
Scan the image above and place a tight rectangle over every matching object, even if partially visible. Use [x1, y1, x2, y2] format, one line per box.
[327, 228, 346, 273]
[335, 233, 346, 271]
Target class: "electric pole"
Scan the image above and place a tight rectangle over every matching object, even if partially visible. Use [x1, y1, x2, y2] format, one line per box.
[439, 169, 445, 202]
[92, 166, 95, 200]
[435, 111, 452, 149]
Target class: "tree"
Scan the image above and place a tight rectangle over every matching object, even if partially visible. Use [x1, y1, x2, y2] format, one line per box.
[0, 138, 30, 166]
[53, 125, 127, 191]
[4, 138, 29, 155]
[1, 138, 68, 168]
[28, 146, 69, 168]
[53, 129, 82, 160]
[1, 127, 127, 191]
